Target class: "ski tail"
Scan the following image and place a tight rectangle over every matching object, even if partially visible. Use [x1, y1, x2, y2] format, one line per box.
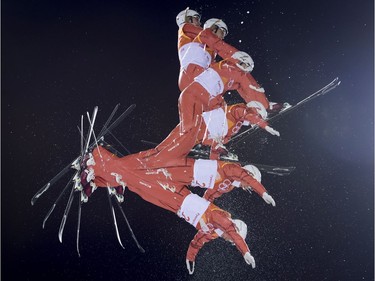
[246, 163, 296, 176]
[31, 104, 135, 206]
[114, 199, 145, 253]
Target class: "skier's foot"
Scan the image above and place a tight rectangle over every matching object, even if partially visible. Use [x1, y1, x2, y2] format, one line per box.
[267, 102, 291, 115]
[219, 152, 239, 162]
[74, 152, 96, 203]
[73, 172, 83, 191]
[80, 152, 96, 171]
[210, 144, 232, 160]
[109, 186, 125, 203]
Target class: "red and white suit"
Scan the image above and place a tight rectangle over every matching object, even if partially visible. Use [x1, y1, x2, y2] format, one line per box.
[142, 59, 270, 167]
[197, 103, 269, 159]
[87, 146, 252, 259]
[178, 25, 239, 91]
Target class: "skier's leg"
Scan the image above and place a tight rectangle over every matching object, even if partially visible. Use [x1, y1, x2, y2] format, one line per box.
[178, 64, 205, 92]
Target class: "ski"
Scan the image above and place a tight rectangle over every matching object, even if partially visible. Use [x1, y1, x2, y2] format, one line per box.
[59, 106, 100, 244]
[244, 163, 295, 176]
[228, 77, 341, 147]
[188, 152, 295, 176]
[58, 185, 76, 243]
[114, 199, 145, 253]
[83, 106, 99, 154]
[31, 104, 136, 206]
[141, 140, 295, 176]
[42, 173, 76, 229]
[76, 196, 82, 257]
[107, 187, 125, 249]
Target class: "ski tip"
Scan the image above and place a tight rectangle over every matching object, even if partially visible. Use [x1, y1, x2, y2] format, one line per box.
[139, 247, 146, 253]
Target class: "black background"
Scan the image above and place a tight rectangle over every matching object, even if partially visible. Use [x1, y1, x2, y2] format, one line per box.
[2, 0, 374, 280]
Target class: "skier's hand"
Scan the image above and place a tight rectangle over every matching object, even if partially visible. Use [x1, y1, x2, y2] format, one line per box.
[186, 259, 195, 275]
[243, 252, 256, 268]
[264, 126, 280, 137]
[262, 192, 276, 207]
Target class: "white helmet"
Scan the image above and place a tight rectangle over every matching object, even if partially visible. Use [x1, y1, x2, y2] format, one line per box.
[231, 51, 254, 72]
[203, 18, 228, 37]
[246, 101, 268, 119]
[243, 165, 262, 183]
[176, 8, 201, 27]
[232, 219, 248, 240]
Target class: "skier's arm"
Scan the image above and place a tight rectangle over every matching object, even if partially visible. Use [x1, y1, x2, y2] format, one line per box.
[181, 23, 203, 39]
[194, 28, 239, 59]
[236, 72, 270, 109]
[222, 163, 267, 196]
[209, 207, 255, 268]
[186, 230, 218, 262]
[228, 104, 269, 129]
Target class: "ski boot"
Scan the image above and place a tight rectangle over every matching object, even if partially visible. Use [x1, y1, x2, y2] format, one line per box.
[219, 152, 239, 162]
[267, 102, 291, 116]
[189, 144, 210, 158]
[108, 186, 125, 203]
[210, 143, 238, 161]
[73, 152, 97, 203]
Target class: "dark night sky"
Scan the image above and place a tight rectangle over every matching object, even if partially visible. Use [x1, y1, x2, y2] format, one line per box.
[2, 0, 374, 280]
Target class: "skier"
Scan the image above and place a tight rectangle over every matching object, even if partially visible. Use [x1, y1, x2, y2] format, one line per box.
[206, 162, 274, 204]
[77, 146, 257, 270]
[197, 101, 281, 159]
[177, 12, 240, 91]
[141, 52, 270, 167]
[176, 10, 289, 113]
[78, 145, 275, 207]
[185, 218, 250, 274]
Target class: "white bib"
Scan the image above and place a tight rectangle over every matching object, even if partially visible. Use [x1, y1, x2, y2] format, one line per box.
[202, 107, 228, 140]
[194, 68, 224, 97]
[179, 42, 212, 70]
[191, 159, 217, 189]
[177, 194, 210, 227]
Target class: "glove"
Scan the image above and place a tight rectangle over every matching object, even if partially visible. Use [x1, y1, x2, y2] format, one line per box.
[243, 252, 256, 268]
[264, 126, 280, 137]
[262, 192, 276, 207]
[186, 259, 195, 275]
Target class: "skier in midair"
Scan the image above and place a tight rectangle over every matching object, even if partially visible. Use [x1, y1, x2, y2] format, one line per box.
[78, 145, 275, 210]
[196, 101, 281, 159]
[141, 52, 271, 167]
[176, 9, 239, 91]
[185, 217, 250, 274]
[76, 146, 258, 271]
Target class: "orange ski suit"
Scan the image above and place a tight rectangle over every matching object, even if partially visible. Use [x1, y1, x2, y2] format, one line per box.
[196, 103, 269, 159]
[178, 25, 239, 91]
[186, 204, 249, 262]
[203, 161, 267, 202]
[141, 59, 270, 166]
[88, 146, 251, 257]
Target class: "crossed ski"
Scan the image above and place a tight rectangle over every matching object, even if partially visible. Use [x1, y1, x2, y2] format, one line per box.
[31, 78, 340, 257]
[32, 104, 144, 256]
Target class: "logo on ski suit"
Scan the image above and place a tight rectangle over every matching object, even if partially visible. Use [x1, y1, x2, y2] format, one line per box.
[218, 179, 232, 192]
